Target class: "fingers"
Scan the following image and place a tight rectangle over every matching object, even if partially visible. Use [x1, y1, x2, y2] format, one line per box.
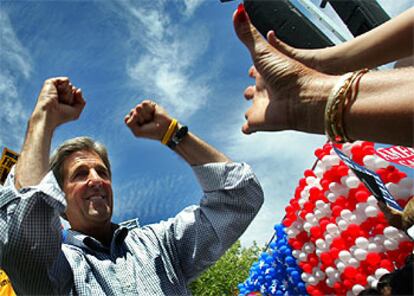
[243, 108, 258, 135]
[45, 77, 69, 85]
[232, 4, 269, 61]
[124, 100, 156, 127]
[248, 66, 256, 78]
[57, 80, 73, 104]
[73, 88, 86, 109]
[244, 86, 255, 100]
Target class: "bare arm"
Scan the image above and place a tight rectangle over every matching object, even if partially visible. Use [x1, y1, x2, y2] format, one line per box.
[266, 8, 414, 74]
[15, 78, 85, 189]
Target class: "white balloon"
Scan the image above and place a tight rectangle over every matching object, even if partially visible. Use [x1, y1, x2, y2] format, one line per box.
[314, 269, 325, 281]
[315, 200, 325, 209]
[315, 238, 327, 250]
[306, 176, 318, 185]
[355, 237, 369, 249]
[314, 167, 324, 178]
[304, 242, 315, 254]
[346, 176, 360, 188]
[308, 276, 317, 285]
[314, 209, 324, 220]
[342, 143, 353, 156]
[301, 272, 310, 282]
[348, 258, 359, 268]
[327, 192, 337, 202]
[292, 250, 300, 259]
[339, 250, 352, 263]
[325, 267, 336, 277]
[383, 226, 399, 239]
[375, 268, 390, 279]
[338, 219, 349, 231]
[299, 252, 307, 262]
[349, 214, 358, 224]
[367, 275, 376, 286]
[300, 189, 310, 200]
[325, 234, 334, 245]
[384, 238, 399, 250]
[336, 261, 346, 272]
[326, 223, 339, 234]
[352, 284, 365, 296]
[374, 157, 389, 169]
[305, 213, 316, 223]
[326, 277, 335, 287]
[303, 222, 312, 232]
[363, 155, 376, 170]
[367, 195, 378, 206]
[373, 235, 385, 245]
[365, 205, 379, 217]
[340, 209, 353, 221]
[354, 248, 368, 261]
[367, 243, 378, 253]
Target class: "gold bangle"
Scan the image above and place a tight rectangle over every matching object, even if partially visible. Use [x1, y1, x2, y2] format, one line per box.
[161, 119, 178, 145]
[325, 69, 368, 143]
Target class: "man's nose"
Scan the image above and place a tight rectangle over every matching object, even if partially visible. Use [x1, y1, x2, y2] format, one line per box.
[87, 169, 103, 187]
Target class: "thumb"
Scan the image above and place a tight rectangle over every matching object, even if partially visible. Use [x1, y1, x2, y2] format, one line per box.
[233, 4, 270, 61]
[267, 30, 297, 58]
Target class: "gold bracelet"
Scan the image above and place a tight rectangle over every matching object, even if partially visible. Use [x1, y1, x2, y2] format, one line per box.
[338, 69, 368, 142]
[325, 69, 368, 143]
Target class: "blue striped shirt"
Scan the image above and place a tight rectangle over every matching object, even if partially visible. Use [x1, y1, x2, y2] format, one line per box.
[0, 162, 263, 295]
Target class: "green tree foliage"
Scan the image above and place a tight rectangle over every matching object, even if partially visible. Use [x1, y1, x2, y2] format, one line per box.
[189, 240, 262, 296]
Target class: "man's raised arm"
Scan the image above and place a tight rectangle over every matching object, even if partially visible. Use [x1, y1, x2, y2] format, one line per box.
[124, 100, 264, 282]
[15, 77, 85, 189]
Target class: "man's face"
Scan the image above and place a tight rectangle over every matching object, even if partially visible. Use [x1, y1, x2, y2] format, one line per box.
[62, 149, 113, 231]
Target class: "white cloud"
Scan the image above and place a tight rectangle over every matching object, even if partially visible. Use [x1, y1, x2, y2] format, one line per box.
[108, 0, 210, 120]
[0, 11, 32, 149]
[183, 0, 205, 17]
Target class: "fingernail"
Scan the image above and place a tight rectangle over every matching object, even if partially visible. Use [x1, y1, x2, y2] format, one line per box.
[237, 3, 248, 23]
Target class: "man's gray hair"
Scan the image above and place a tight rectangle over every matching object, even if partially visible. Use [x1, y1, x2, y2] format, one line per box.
[49, 136, 111, 188]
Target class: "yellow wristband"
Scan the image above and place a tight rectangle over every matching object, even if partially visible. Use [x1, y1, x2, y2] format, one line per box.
[161, 119, 178, 145]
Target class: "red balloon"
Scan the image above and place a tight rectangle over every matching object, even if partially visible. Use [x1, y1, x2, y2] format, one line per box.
[366, 253, 381, 268]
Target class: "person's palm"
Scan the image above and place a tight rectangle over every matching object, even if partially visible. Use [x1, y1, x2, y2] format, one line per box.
[233, 6, 319, 134]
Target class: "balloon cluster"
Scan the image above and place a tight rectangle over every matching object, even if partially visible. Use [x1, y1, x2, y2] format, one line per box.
[239, 141, 413, 296]
[238, 224, 307, 295]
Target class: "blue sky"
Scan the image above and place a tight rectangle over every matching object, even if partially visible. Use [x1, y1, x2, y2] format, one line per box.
[0, 0, 412, 247]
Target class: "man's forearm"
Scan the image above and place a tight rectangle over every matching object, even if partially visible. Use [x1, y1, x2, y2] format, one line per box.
[174, 132, 230, 166]
[15, 115, 54, 189]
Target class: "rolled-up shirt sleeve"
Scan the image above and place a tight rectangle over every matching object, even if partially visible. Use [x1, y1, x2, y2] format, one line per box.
[144, 162, 264, 283]
[0, 167, 72, 295]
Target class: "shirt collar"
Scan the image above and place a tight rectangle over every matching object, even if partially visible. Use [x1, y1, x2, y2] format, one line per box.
[64, 223, 129, 253]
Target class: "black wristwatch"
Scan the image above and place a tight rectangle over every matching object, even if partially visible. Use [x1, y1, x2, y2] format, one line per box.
[167, 125, 188, 149]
